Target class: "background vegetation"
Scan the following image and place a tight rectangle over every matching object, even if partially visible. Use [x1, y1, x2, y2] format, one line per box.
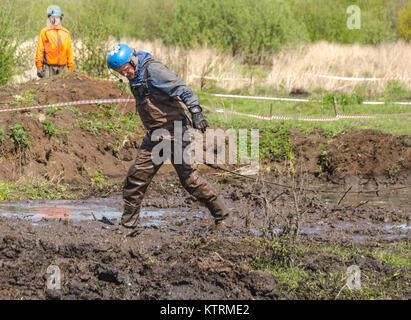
[0, 0, 410, 83]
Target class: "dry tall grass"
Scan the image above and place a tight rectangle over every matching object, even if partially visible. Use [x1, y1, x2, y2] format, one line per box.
[268, 41, 411, 94]
[12, 38, 411, 94]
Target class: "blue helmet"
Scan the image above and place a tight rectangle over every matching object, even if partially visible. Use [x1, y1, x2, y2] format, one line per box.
[107, 44, 135, 70]
[48, 8, 63, 18]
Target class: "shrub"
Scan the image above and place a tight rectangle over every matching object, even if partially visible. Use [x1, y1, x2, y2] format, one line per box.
[398, 1, 411, 41]
[71, 0, 112, 77]
[294, 0, 397, 44]
[0, 1, 18, 86]
[160, 0, 307, 63]
[9, 124, 31, 149]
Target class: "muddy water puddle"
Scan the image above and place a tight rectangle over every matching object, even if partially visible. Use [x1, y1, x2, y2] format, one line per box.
[318, 186, 410, 210]
[0, 198, 203, 228]
[0, 190, 409, 242]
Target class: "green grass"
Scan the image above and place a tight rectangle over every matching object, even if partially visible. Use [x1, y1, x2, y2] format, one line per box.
[247, 238, 410, 299]
[371, 243, 411, 269]
[76, 104, 142, 136]
[197, 88, 411, 136]
[0, 179, 73, 201]
[0, 178, 122, 201]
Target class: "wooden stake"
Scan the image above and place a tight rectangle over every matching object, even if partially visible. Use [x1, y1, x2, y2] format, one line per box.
[333, 96, 338, 117]
[184, 55, 188, 84]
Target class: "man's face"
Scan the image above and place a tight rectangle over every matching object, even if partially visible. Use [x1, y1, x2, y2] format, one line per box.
[114, 62, 136, 80]
[50, 15, 61, 27]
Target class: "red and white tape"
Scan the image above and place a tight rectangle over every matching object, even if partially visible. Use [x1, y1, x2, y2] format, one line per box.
[190, 73, 410, 82]
[189, 75, 250, 82]
[202, 105, 411, 122]
[0, 98, 134, 113]
[0, 98, 409, 122]
[304, 73, 411, 82]
[211, 93, 411, 106]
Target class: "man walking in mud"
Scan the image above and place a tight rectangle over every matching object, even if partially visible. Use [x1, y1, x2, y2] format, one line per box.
[107, 44, 230, 236]
[36, 7, 74, 78]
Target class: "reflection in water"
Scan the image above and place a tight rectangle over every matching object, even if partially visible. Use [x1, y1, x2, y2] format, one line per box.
[0, 198, 195, 227]
[37, 205, 72, 219]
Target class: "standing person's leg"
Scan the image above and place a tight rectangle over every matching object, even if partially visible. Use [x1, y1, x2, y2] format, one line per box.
[43, 64, 52, 78]
[171, 128, 230, 223]
[122, 132, 162, 228]
[55, 65, 67, 75]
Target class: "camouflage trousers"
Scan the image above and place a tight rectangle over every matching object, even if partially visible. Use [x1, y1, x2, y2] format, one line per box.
[43, 64, 66, 78]
[121, 126, 224, 228]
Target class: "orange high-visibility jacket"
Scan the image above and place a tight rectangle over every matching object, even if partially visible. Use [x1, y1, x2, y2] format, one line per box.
[36, 25, 74, 70]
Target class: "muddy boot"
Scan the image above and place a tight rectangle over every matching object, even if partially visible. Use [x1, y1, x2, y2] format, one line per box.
[206, 197, 231, 225]
[120, 200, 141, 229]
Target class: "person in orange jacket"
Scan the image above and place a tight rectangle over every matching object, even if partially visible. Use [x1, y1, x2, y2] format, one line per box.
[36, 8, 74, 78]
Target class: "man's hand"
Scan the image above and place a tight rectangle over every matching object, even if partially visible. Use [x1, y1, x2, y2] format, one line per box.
[37, 69, 44, 78]
[189, 106, 208, 133]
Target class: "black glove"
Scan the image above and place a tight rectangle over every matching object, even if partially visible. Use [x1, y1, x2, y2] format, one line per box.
[189, 105, 208, 132]
[37, 69, 44, 78]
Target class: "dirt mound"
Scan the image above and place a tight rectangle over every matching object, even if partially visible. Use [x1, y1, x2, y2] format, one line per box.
[0, 71, 126, 105]
[327, 131, 410, 178]
[0, 72, 142, 184]
[0, 72, 409, 187]
[293, 130, 410, 182]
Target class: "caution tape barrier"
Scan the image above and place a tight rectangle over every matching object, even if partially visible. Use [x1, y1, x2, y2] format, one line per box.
[211, 93, 411, 106]
[189, 73, 410, 82]
[0, 98, 410, 122]
[202, 105, 411, 122]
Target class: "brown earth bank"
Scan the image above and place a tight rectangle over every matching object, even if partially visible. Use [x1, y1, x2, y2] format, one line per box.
[0, 71, 410, 187]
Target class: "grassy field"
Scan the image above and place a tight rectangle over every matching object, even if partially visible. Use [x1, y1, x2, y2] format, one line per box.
[197, 84, 411, 137]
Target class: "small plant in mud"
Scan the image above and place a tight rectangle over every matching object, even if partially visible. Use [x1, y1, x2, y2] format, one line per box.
[44, 107, 60, 118]
[317, 144, 331, 177]
[385, 164, 400, 179]
[259, 130, 295, 163]
[0, 129, 4, 144]
[97, 103, 119, 118]
[11, 90, 39, 109]
[8, 124, 31, 150]
[41, 120, 57, 137]
[78, 119, 104, 134]
[89, 168, 108, 190]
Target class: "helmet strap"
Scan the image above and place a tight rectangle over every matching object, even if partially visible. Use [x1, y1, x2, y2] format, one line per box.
[130, 56, 138, 71]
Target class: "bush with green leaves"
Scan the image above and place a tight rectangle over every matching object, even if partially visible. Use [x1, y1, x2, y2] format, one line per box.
[42, 120, 57, 137]
[70, 0, 112, 77]
[293, 0, 400, 44]
[8, 124, 31, 149]
[159, 0, 307, 63]
[5, 0, 410, 74]
[0, 1, 18, 86]
[398, 1, 411, 41]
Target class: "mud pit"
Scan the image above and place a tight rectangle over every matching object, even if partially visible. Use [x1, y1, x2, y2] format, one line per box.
[0, 176, 409, 300]
[0, 72, 410, 299]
